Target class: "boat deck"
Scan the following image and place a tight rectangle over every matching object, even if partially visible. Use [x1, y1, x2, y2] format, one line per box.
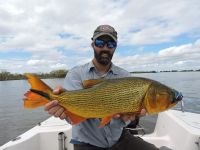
[1, 110, 200, 150]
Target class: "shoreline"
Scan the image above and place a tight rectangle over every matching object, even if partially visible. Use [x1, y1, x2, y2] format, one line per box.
[0, 70, 199, 81]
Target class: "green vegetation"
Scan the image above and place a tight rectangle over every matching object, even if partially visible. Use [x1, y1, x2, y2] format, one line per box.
[0, 69, 199, 81]
[161, 69, 200, 72]
[131, 69, 200, 74]
[130, 71, 157, 74]
[0, 69, 68, 81]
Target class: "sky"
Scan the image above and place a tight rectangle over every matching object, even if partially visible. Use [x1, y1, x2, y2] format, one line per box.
[0, 0, 200, 73]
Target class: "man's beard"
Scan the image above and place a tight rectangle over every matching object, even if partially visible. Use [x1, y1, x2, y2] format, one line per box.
[94, 50, 114, 66]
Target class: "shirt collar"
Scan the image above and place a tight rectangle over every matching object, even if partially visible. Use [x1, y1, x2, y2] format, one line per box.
[87, 61, 119, 75]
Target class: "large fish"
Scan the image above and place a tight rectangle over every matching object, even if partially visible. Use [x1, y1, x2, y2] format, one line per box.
[24, 73, 183, 127]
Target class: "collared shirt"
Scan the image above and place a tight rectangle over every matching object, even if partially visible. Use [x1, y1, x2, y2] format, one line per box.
[63, 61, 132, 148]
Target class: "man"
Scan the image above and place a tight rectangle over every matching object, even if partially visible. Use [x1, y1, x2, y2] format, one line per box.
[44, 25, 159, 150]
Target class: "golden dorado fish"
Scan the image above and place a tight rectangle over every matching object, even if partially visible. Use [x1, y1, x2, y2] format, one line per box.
[24, 74, 183, 127]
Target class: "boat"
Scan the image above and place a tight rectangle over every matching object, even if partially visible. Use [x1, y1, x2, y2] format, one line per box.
[0, 110, 200, 150]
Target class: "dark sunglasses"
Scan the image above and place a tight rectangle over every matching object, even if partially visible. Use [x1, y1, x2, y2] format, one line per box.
[94, 39, 117, 49]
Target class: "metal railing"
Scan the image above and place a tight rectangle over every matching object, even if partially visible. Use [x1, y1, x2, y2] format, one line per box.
[58, 132, 67, 150]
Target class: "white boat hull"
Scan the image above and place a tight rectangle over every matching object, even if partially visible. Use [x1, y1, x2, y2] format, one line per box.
[1, 110, 200, 150]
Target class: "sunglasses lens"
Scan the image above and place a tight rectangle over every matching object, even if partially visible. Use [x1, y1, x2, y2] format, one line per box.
[94, 39, 117, 48]
[95, 39, 105, 48]
[107, 41, 117, 48]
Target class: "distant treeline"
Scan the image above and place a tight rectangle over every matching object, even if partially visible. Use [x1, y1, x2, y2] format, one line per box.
[0, 69, 68, 81]
[1, 69, 200, 81]
[131, 69, 200, 74]
[131, 71, 157, 73]
[161, 69, 200, 72]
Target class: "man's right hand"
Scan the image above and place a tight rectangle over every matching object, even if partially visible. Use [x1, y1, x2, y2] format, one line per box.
[44, 87, 67, 120]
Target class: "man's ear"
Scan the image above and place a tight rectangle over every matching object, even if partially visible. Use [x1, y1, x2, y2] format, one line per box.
[91, 42, 94, 48]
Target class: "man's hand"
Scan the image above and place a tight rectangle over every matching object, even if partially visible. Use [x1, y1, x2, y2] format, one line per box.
[44, 87, 67, 120]
[113, 109, 146, 122]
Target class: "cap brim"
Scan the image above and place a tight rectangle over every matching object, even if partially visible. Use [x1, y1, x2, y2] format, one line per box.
[92, 33, 117, 42]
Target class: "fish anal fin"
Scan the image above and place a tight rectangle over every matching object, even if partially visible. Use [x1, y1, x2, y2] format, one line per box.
[99, 115, 113, 128]
[24, 91, 49, 108]
[64, 110, 86, 125]
[82, 79, 104, 89]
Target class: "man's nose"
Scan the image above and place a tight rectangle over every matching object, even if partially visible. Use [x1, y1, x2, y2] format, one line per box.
[102, 44, 110, 50]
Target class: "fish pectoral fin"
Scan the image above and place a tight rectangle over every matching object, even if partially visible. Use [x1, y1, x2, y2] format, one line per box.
[64, 110, 86, 125]
[99, 115, 113, 128]
[24, 91, 49, 108]
[82, 79, 104, 89]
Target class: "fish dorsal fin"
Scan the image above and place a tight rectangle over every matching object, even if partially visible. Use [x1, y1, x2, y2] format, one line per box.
[82, 79, 104, 89]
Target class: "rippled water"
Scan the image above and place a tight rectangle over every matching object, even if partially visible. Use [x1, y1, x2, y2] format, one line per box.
[0, 72, 199, 146]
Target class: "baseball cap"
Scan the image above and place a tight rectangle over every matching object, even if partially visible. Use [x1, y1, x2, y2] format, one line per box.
[92, 25, 117, 42]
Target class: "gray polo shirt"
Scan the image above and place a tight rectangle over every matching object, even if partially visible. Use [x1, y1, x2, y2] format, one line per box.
[63, 61, 131, 148]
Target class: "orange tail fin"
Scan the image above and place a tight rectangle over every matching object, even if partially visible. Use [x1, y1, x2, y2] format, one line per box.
[24, 73, 53, 109]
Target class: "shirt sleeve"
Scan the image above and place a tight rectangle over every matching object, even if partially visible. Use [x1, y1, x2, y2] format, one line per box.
[63, 68, 83, 90]
[109, 118, 131, 128]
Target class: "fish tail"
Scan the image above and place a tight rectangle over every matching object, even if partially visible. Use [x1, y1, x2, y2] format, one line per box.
[24, 73, 53, 109]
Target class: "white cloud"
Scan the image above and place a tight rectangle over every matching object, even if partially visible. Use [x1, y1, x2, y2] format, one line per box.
[1, 0, 200, 51]
[27, 59, 51, 66]
[158, 40, 200, 59]
[50, 63, 67, 69]
[0, 0, 200, 73]
[114, 39, 200, 71]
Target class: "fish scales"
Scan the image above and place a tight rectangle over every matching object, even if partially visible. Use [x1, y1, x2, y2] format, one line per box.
[52, 77, 153, 118]
[24, 74, 183, 126]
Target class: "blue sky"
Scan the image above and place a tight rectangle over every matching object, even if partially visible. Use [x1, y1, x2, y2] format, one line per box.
[0, 0, 200, 73]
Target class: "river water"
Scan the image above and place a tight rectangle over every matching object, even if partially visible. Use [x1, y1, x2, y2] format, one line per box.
[0, 72, 200, 146]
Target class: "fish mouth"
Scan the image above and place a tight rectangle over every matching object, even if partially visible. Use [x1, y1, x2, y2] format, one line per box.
[173, 91, 183, 103]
